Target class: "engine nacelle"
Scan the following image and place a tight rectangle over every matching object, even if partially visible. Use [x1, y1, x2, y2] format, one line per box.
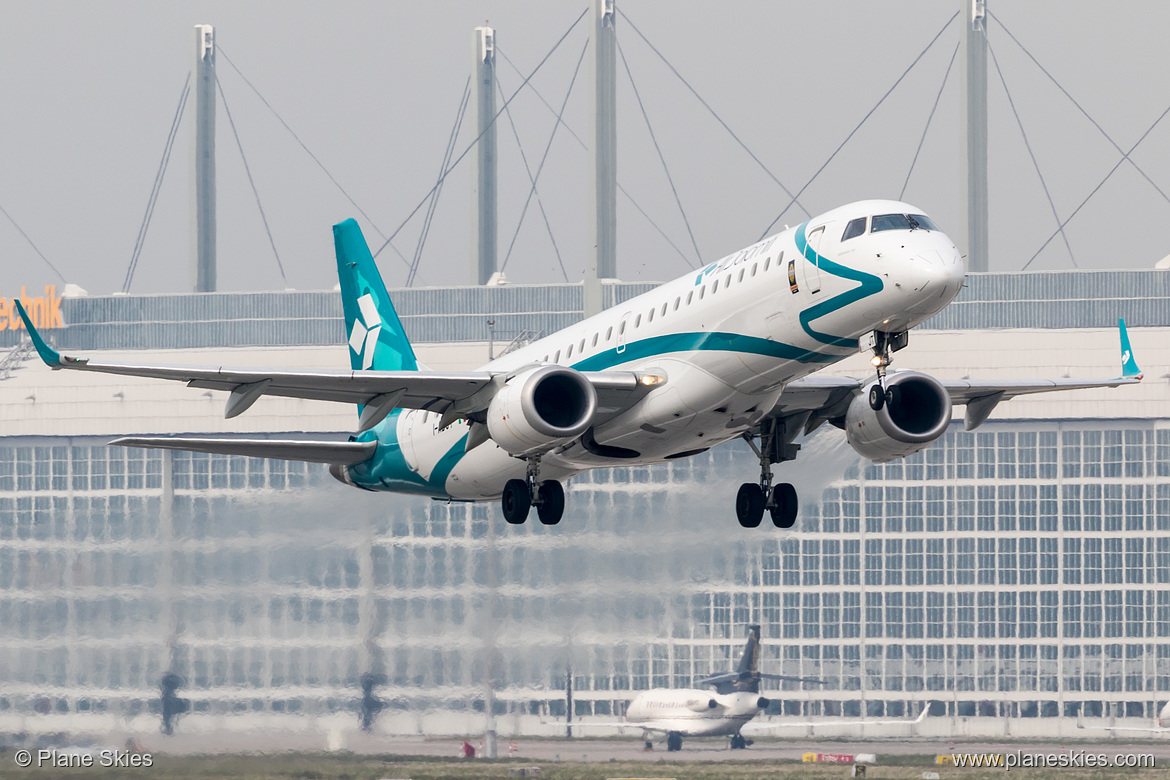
[486, 365, 597, 456]
[716, 692, 769, 718]
[687, 698, 719, 713]
[844, 370, 952, 462]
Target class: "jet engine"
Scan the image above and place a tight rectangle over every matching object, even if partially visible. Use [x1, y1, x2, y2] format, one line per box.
[486, 365, 597, 456]
[844, 371, 952, 462]
[687, 699, 720, 713]
[716, 692, 770, 717]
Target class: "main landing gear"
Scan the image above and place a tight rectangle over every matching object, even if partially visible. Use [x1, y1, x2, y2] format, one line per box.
[737, 418, 800, 529]
[865, 330, 908, 411]
[729, 734, 753, 750]
[666, 731, 683, 752]
[501, 457, 565, 525]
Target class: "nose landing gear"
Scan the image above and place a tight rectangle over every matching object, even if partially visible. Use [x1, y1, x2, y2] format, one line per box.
[864, 329, 908, 411]
[501, 457, 565, 525]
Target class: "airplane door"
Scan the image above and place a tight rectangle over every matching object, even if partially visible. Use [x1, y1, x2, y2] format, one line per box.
[803, 226, 824, 294]
[616, 312, 631, 354]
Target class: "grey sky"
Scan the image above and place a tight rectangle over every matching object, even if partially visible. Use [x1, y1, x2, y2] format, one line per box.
[2, 1, 1169, 298]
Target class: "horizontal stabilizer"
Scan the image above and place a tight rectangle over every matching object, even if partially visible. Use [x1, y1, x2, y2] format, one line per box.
[110, 437, 376, 465]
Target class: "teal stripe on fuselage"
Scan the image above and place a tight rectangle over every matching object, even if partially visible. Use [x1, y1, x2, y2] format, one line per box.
[571, 330, 833, 372]
[794, 222, 884, 348]
[351, 409, 453, 497]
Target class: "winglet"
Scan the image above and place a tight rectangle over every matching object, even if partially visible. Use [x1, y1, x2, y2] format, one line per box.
[12, 300, 63, 367]
[1119, 318, 1142, 379]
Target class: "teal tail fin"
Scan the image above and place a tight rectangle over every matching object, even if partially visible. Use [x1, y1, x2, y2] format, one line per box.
[334, 219, 418, 372]
[1119, 318, 1142, 379]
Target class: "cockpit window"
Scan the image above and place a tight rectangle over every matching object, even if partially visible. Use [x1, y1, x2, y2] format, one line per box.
[841, 217, 867, 241]
[872, 213, 940, 233]
[910, 214, 939, 231]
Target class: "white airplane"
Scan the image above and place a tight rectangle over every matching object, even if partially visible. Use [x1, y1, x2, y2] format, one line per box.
[560, 625, 925, 751]
[1077, 701, 1170, 734]
[15, 199, 1142, 525]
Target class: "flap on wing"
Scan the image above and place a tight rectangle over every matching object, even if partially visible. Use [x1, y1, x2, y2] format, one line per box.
[111, 437, 376, 465]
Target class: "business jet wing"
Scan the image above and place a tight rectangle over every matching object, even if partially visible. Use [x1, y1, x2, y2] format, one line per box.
[772, 320, 1142, 432]
[741, 705, 929, 734]
[13, 301, 651, 427]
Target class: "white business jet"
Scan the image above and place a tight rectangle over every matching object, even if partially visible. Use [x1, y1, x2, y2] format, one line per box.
[1077, 701, 1170, 734]
[16, 199, 1142, 525]
[563, 625, 925, 751]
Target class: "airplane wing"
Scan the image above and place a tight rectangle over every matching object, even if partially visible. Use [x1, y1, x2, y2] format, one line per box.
[109, 437, 377, 465]
[741, 705, 929, 733]
[770, 319, 1142, 432]
[1076, 722, 1170, 733]
[13, 301, 652, 431]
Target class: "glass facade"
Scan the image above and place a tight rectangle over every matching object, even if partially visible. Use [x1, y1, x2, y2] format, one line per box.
[2, 418, 1168, 729]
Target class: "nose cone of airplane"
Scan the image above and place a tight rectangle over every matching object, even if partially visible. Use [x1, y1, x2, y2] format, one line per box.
[901, 246, 965, 316]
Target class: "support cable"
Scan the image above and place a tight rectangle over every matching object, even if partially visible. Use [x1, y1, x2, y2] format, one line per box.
[618, 8, 810, 220]
[500, 40, 589, 275]
[990, 11, 1170, 209]
[986, 39, 1077, 268]
[497, 45, 694, 269]
[758, 10, 959, 239]
[407, 78, 470, 287]
[616, 37, 700, 268]
[495, 74, 569, 282]
[217, 46, 413, 272]
[901, 43, 959, 200]
[1022, 100, 1170, 271]
[123, 72, 191, 293]
[214, 70, 288, 286]
[370, 8, 589, 263]
[0, 203, 64, 283]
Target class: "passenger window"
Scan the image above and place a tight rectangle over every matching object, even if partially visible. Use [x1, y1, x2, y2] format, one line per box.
[842, 216, 867, 241]
[686, 291, 693, 305]
[725, 274, 731, 287]
[738, 269, 744, 283]
[592, 333, 598, 347]
[635, 314, 642, 327]
[712, 280, 719, 294]
[751, 263, 757, 276]
[606, 326, 613, 340]
[661, 302, 667, 316]
[579, 339, 585, 352]
[618, 322, 625, 336]
[699, 286, 706, 299]
[673, 297, 680, 310]
[764, 257, 771, 271]
[648, 308, 654, 322]
[566, 344, 573, 358]
[554, 350, 560, 362]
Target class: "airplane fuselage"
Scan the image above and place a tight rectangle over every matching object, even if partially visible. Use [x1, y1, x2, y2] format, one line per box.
[624, 688, 767, 738]
[341, 200, 964, 500]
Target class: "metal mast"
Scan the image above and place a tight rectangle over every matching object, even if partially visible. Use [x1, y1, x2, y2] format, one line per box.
[190, 24, 217, 292]
[585, 0, 617, 317]
[473, 26, 498, 285]
[959, 0, 988, 272]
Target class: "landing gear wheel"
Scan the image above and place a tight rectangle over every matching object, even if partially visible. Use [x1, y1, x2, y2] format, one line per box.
[735, 483, 766, 528]
[769, 483, 798, 528]
[536, 480, 565, 525]
[868, 383, 885, 411]
[730, 734, 746, 749]
[666, 732, 683, 752]
[501, 478, 531, 524]
[885, 384, 900, 407]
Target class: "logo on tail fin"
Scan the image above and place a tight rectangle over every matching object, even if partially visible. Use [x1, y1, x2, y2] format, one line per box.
[348, 294, 383, 370]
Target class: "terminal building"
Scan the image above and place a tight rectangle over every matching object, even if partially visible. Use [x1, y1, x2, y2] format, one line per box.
[1, 269, 1169, 741]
